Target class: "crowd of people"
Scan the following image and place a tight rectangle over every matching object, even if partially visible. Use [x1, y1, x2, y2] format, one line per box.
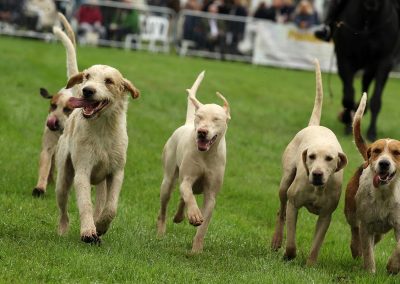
[0, 0, 322, 53]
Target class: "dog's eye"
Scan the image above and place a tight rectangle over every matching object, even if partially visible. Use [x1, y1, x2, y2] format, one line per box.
[63, 107, 73, 115]
[309, 154, 316, 160]
[50, 104, 57, 111]
[213, 117, 221, 122]
[393, 150, 400, 156]
[85, 74, 90, 80]
[196, 115, 203, 120]
[325, 156, 333, 162]
[373, 148, 382, 154]
[105, 78, 114, 85]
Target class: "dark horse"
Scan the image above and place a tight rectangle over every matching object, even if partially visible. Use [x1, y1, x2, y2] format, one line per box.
[334, 0, 400, 141]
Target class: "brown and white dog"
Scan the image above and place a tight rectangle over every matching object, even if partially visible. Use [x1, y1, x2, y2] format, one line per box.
[271, 59, 347, 265]
[55, 64, 139, 243]
[345, 93, 400, 274]
[32, 13, 78, 197]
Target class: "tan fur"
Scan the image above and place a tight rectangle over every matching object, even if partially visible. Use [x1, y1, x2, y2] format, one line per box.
[32, 16, 77, 197]
[271, 59, 347, 266]
[345, 94, 400, 274]
[156, 71, 231, 253]
[56, 64, 139, 243]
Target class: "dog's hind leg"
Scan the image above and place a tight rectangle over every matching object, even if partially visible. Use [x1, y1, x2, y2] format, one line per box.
[94, 180, 107, 222]
[191, 189, 217, 253]
[95, 170, 124, 237]
[306, 214, 331, 266]
[173, 197, 185, 224]
[271, 168, 296, 251]
[56, 154, 73, 236]
[157, 168, 178, 236]
[33, 146, 56, 197]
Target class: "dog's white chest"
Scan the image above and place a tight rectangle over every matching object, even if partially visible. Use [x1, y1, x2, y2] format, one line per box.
[357, 173, 400, 233]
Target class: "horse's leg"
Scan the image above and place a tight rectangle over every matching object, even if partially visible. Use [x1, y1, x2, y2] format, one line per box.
[337, 59, 356, 134]
[367, 60, 392, 141]
[361, 67, 376, 114]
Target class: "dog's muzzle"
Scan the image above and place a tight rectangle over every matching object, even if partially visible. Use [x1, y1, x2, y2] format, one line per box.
[373, 159, 396, 188]
[311, 170, 324, 186]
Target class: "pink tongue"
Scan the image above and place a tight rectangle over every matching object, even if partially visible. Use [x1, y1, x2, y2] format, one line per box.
[68, 97, 95, 109]
[197, 140, 209, 150]
[373, 175, 380, 188]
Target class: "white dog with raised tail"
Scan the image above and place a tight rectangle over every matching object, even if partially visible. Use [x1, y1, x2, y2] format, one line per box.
[157, 71, 231, 253]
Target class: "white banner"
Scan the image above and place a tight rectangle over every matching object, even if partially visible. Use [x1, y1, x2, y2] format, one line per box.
[252, 21, 336, 72]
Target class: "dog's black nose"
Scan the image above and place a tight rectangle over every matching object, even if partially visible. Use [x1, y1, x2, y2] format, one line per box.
[197, 129, 208, 139]
[379, 160, 390, 170]
[82, 87, 96, 98]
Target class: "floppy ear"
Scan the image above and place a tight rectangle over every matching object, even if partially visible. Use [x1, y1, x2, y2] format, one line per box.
[336, 152, 348, 172]
[66, 72, 84, 89]
[40, 88, 52, 99]
[123, 78, 140, 99]
[188, 94, 203, 110]
[302, 149, 310, 176]
[216, 92, 231, 120]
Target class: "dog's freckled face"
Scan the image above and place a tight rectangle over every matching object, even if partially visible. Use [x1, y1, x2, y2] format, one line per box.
[40, 88, 73, 131]
[367, 139, 400, 188]
[66, 65, 139, 119]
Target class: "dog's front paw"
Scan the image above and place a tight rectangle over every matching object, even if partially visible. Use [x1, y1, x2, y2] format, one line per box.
[187, 207, 203, 226]
[283, 247, 296, 261]
[80, 229, 101, 245]
[387, 257, 400, 274]
[32, 187, 45, 198]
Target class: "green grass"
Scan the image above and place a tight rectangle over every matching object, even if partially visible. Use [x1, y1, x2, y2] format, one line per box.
[1, 36, 400, 283]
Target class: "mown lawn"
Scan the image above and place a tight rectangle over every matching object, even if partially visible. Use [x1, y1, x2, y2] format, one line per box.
[1, 36, 400, 283]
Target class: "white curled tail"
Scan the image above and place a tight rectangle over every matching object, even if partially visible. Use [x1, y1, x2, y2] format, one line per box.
[185, 71, 205, 125]
[308, 59, 323, 126]
[53, 13, 78, 78]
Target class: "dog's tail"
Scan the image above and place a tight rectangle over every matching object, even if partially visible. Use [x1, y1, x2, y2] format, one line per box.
[308, 59, 323, 126]
[58, 12, 76, 48]
[353, 93, 368, 161]
[185, 71, 205, 125]
[53, 13, 78, 78]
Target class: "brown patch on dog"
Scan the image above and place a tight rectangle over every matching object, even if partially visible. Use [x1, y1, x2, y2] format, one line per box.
[388, 140, 400, 164]
[367, 139, 388, 164]
[66, 72, 84, 89]
[123, 78, 140, 99]
[345, 166, 363, 220]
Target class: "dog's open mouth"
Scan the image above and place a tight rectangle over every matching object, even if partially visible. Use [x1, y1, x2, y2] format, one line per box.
[197, 135, 217, 151]
[69, 97, 109, 119]
[373, 171, 396, 188]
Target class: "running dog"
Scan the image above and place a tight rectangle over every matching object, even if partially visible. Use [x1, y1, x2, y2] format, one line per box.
[32, 13, 78, 197]
[156, 71, 231, 253]
[345, 93, 400, 274]
[271, 59, 347, 266]
[56, 64, 139, 243]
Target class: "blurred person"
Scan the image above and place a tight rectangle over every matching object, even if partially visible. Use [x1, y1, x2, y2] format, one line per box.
[253, 0, 284, 22]
[0, 0, 23, 24]
[76, 0, 106, 39]
[108, 0, 142, 41]
[293, 0, 319, 29]
[281, 0, 295, 22]
[182, 0, 206, 47]
[227, 0, 247, 53]
[205, 3, 226, 55]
